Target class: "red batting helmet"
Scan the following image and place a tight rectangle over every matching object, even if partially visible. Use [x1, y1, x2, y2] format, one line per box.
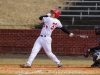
[51, 9, 60, 18]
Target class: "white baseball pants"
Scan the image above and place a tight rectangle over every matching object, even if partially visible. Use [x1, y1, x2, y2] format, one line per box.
[26, 36, 60, 66]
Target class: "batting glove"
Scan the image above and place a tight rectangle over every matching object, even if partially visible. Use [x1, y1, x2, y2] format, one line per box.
[84, 49, 90, 58]
[47, 13, 51, 17]
[69, 33, 74, 37]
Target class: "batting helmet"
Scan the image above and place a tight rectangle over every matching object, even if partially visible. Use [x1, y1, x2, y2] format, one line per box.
[51, 9, 60, 18]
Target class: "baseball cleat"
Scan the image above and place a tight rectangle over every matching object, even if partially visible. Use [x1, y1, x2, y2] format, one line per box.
[91, 62, 98, 67]
[58, 63, 62, 68]
[20, 63, 31, 68]
[91, 64, 98, 67]
[97, 64, 100, 68]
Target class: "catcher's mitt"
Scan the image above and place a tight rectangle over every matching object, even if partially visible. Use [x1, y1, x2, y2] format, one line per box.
[84, 49, 90, 58]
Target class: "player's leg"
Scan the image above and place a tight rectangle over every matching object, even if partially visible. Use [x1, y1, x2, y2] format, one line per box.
[91, 61, 99, 67]
[96, 52, 100, 68]
[20, 37, 42, 68]
[91, 52, 99, 67]
[42, 37, 62, 67]
[97, 59, 100, 68]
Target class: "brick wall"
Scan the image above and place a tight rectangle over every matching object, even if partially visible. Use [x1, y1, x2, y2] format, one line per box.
[0, 29, 99, 55]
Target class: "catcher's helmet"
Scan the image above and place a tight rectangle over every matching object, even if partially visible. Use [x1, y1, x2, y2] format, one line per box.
[51, 9, 60, 18]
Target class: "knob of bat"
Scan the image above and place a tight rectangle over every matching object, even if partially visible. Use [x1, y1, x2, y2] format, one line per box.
[87, 36, 88, 38]
[69, 33, 74, 37]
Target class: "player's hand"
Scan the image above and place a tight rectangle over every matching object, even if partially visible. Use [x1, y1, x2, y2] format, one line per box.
[47, 13, 51, 17]
[84, 49, 90, 58]
[69, 33, 74, 37]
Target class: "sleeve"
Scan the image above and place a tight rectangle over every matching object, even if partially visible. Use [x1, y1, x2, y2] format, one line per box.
[60, 25, 70, 35]
[56, 20, 62, 28]
[42, 17, 50, 23]
[39, 15, 48, 21]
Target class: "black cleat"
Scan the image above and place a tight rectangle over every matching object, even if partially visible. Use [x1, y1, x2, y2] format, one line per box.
[91, 62, 98, 67]
[98, 64, 100, 68]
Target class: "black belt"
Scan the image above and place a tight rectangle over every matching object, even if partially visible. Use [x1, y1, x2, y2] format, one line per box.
[40, 35, 46, 37]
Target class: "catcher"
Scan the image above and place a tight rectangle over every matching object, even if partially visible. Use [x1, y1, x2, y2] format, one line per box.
[84, 46, 100, 68]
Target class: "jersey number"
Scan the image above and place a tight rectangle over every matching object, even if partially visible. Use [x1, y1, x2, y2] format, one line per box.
[51, 22, 57, 30]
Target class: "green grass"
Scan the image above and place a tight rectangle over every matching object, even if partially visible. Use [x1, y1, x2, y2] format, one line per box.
[0, 54, 93, 65]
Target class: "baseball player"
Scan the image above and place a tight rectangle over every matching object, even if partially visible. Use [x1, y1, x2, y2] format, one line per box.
[20, 9, 74, 68]
[84, 46, 100, 68]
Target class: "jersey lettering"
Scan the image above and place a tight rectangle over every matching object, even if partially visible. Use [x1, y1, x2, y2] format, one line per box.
[43, 24, 48, 28]
[51, 22, 57, 30]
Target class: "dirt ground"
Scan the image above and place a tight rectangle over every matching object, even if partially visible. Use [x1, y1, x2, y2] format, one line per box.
[0, 65, 100, 74]
[0, 54, 99, 75]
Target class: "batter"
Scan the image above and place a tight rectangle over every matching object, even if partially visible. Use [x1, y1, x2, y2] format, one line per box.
[20, 9, 74, 68]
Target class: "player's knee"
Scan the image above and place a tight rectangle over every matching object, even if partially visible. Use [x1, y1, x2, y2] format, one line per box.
[47, 52, 53, 56]
[46, 53, 55, 58]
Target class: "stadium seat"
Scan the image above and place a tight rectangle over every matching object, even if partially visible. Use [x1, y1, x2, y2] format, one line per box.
[58, 0, 100, 29]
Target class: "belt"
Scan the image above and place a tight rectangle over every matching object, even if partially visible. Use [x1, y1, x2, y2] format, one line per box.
[40, 35, 46, 37]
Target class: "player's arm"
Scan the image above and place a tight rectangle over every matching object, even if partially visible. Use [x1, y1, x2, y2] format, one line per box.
[60, 25, 74, 37]
[89, 46, 100, 52]
[84, 46, 100, 58]
[39, 15, 48, 20]
[39, 13, 51, 20]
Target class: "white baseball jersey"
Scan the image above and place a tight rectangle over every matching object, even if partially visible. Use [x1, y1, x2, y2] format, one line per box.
[40, 17, 62, 36]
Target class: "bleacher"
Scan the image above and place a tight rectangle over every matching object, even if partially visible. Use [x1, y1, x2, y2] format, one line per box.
[58, 0, 100, 30]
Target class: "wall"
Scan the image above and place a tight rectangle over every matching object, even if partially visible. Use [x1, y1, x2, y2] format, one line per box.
[0, 29, 99, 55]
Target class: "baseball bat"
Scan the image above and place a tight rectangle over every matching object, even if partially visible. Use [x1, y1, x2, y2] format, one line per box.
[74, 34, 88, 38]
